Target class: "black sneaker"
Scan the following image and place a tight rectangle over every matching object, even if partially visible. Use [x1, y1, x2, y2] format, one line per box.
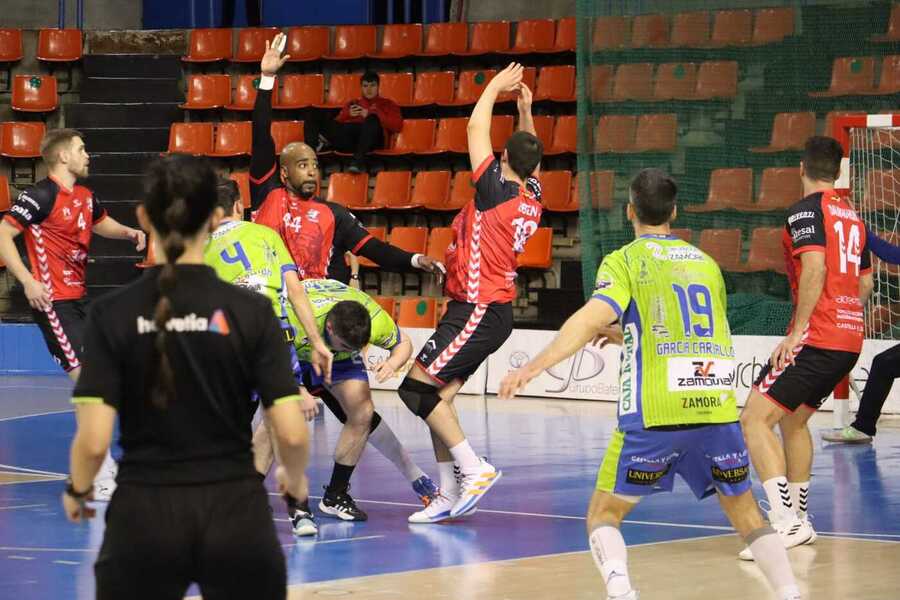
[319, 485, 368, 521]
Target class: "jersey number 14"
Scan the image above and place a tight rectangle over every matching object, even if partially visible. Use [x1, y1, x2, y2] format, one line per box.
[833, 220, 861, 276]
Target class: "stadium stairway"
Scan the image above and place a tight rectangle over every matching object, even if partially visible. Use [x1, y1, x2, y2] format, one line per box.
[67, 54, 182, 300]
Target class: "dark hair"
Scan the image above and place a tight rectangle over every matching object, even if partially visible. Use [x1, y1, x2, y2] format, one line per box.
[802, 136, 843, 183]
[142, 154, 218, 408]
[505, 130, 543, 181]
[325, 301, 371, 350]
[361, 71, 379, 85]
[40, 128, 83, 164]
[629, 168, 677, 226]
[214, 177, 241, 216]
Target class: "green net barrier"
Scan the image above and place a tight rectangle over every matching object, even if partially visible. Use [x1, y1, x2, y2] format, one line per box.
[575, 0, 896, 336]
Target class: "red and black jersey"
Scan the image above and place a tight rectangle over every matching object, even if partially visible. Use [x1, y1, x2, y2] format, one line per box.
[444, 157, 543, 305]
[3, 177, 107, 301]
[783, 189, 871, 353]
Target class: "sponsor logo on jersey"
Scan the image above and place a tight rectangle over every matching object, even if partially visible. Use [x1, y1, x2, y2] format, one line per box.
[306, 209, 320, 222]
[711, 464, 749, 485]
[626, 464, 671, 486]
[667, 357, 734, 391]
[788, 211, 815, 224]
[791, 225, 816, 241]
[594, 276, 613, 291]
[136, 312, 228, 335]
[10, 205, 32, 221]
[682, 395, 724, 409]
[835, 295, 860, 305]
[18, 192, 39, 210]
[619, 324, 639, 416]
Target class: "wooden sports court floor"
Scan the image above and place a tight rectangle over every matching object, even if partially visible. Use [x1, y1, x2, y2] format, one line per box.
[1, 375, 898, 599]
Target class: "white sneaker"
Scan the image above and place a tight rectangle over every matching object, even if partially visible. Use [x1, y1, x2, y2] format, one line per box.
[449, 458, 501, 518]
[738, 508, 814, 560]
[608, 591, 638, 600]
[821, 425, 873, 444]
[92, 478, 116, 502]
[408, 491, 476, 523]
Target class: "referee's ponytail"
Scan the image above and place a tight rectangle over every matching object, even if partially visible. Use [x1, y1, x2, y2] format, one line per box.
[141, 155, 218, 408]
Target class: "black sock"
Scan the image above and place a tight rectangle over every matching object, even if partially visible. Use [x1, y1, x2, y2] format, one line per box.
[327, 463, 355, 495]
[284, 493, 310, 513]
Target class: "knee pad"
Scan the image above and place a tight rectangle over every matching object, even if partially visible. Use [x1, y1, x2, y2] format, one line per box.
[369, 411, 382, 434]
[398, 378, 441, 420]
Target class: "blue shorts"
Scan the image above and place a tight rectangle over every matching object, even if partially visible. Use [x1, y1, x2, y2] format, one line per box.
[596, 422, 751, 500]
[295, 356, 368, 394]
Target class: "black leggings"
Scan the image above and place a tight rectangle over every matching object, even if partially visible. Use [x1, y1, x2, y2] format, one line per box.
[95, 479, 285, 600]
[852, 342, 900, 436]
[304, 113, 385, 161]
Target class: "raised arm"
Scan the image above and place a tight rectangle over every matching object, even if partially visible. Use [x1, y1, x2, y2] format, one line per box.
[866, 228, 900, 265]
[467, 63, 524, 172]
[516, 83, 536, 136]
[251, 33, 290, 190]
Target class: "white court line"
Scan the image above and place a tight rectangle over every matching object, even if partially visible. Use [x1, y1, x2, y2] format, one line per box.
[7, 555, 35, 560]
[0, 503, 47, 511]
[0, 464, 67, 477]
[52, 560, 80, 565]
[284, 535, 385, 548]
[0, 547, 94, 553]
[0, 409, 74, 422]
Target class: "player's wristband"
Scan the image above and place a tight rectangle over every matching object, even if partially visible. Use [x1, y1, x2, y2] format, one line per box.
[258, 74, 276, 90]
[65, 477, 92, 500]
[350, 273, 360, 280]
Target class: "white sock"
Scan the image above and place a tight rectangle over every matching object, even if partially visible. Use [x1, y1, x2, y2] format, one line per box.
[367, 419, 425, 482]
[589, 526, 632, 598]
[762, 476, 793, 513]
[747, 527, 801, 599]
[448, 439, 481, 473]
[789, 481, 809, 515]
[437, 461, 458, 496]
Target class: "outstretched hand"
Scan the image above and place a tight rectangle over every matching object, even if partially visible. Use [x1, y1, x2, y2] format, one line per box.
[489, 62, 525, 94]
[261, 32, 290, 76]
[517, 83, 533, 113]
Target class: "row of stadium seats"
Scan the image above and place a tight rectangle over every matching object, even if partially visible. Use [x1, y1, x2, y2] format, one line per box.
[180, 66, 575, 111]
[809, 56, 900, 97]
[373, 295, 446, 329]
[0, 28, 82, 64]
[182, 20, 576, 64]
[690, 227, 785, 274]
[591, 61, 738, 101]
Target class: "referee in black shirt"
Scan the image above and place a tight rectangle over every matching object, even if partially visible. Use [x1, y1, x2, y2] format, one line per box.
[62, 154, 309, 600]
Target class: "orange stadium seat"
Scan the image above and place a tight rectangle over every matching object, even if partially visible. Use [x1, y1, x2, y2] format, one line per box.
[180, 74, 230, 109]
[671, 228, 693, 243]
[372, 24, 422, 58]
[411, 71, 455, 106]
[374, 171, 416, 210]
[532, 116, 555, 150]
[699, 228, 743, 271]
[753, 8, 794, 45]
[540, 170, 575, 212]
[686, 168, 752, 212]
[595, 115, 637, 153]
[534, 65, 575, 101]
[546, 115, 576, 155]
[167, 122, 214, 155]
[328, 172, 370, 210]
[738, 227, 785, 273]
[373, 296, 397, 320]
[326, 25, 376, 60]
[377, 72, 414, 105]
[0, 175, 10, 213]
[397, 297, 437, 328]
[229, 171, 251, 208]
[376, 119, 436, 155]
[390, 226, 428, 254]
[286, 26, 329, 62]
[427, 118, 468, 154]
[276, 74, 324, 109]
[36, 29, 82, 62]
[458, 21, 510, 55]
[439, 69, 496, 106]
[631, 14, 670, 48]
[506, 19, 556, 54]
[317, 73, 362, 108]
[694, 61, 738, 99]
[751, 112, 816, 153]
[448, 171, 475, 210]
[414, 171, 451, 210]
[0, 122, 45, 158]
[592, 16, 629, 51]
[589, 170, 615, 210]
[225, 74, 261, 111]
[356, 227, 386, 267]
[748, 167, 802, 212]
[634, 114, 677, 152]
[11, 75, 58, 112]
[671, 12, 710, 47]
[209, 121, 251, 157]
[711, 9, 752, 47]
[870, 55, 900, 94]
[427, 227, 454, 261]
[872, 4, 900, 42]
[517, 227, 553, 269]
[233, 27, 277, 62]
[553, 17, 576, 52]
[270, 120, 304, 155]
[182, 28, 232, 62]
[0, 29, 23, 62]
[810, 57, 876, 97]
[653, 62, 699, 100]
[419, 22, 468, 56]
[490, 115, 515, 152]
[591, 64, 614, 101]
[612, 63, 655, 102]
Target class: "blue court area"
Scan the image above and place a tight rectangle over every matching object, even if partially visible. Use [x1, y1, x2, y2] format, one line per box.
[1, 375, 899, 599]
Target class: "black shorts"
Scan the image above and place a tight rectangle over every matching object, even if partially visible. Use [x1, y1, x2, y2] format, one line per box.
[753, 345, 859, 412]
[32, 298, 86, 372]
[95, 478, 285, 600]
[415, 300, 513, 386]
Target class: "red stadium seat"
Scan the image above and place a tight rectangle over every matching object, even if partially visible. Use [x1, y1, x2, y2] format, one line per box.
[809, 57, 876, 97]
[414, 171, 452, 210]
[0, 122, 45, 158]
[753, 8, 794, 45]
[553, 17, 576, 52]
[534, 65, 575, 101]
[458, 21, 510, 55]
[427, 227, 454, 261]
[376, 119, 436, 156]
[356, 227, 386, 267]
[182, 28, 232, 62]
[631, 14, 670, 48]
[591, 64, 615, 101]
[448, 171, 475, 211]
[872, 4, 900, 42]
[371, 24, 422, 58]
[506, 19, 556, 54]
[589, 170, 615, 210]
[710, 9, 752, 47]
[411, 71, 455, 106]
[546, 115, 576, 155]
[427, 118, 468, 154]
[498, 66, 536, 104]
[633, 114, 677, 152]
[270, 120, 304, 155]
[225, 74, 261, 111]
[747, 167, 802, 212]
[285, 26, 329, 62]
[276, 74, 324, 109]
[11, 75, 58, 112]
[180, 74, 231, 110]
[439, 69, 496, 106]
[653, 62, 699, 100]
[595, 116, 637, 153]
[232, 27, 277, 63]
[532, 116, 555, 150]
[374, 171, 416, 210]
[0, 29, 23, 62]
[373, 296, 397, 320]
[751, 112, 816, 153]
[869, 55, 900, 95]
[209, 121, 251, 157]
[167, 122, 214, 155]
[517, 227, 553, 269]
[698, 228, 743, 271]
[229, 171, 251, 208]
[671, 12, 710, 47]
[490, 115, 515, 152]
[397, 297, 437, 328]
[419, 22, 468, 56]
[36, 29, 82, 62]
[540, 170, 575, 212]
[390, 226, 428, 254]
[328, 172, 370, 210]
[377, 72, 414, 106]
[317, 73, 361, 108]
[686, 168, 752, 212]
[694, 61, 738, 99]
[612, 63, 655, 102]
[0, 175, 10, 213]
[737, 227, 785, 273]
[326, 25, 376, 60]
[671, 228, 693, 243]
[593, 16, 629, 51]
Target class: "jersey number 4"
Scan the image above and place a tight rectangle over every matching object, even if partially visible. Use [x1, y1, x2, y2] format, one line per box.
[833, 220, 862, 276]
[672, 283, 714, 338]
[221, 241, 251, 270]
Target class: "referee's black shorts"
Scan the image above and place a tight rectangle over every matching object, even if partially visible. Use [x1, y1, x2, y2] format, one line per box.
[95, 478, 285, 600]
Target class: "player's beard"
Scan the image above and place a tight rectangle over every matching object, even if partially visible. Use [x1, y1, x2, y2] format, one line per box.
[297, 181, 316, 199]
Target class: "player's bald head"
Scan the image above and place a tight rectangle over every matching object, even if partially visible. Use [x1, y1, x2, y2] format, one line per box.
[279, 142, 316, 167]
